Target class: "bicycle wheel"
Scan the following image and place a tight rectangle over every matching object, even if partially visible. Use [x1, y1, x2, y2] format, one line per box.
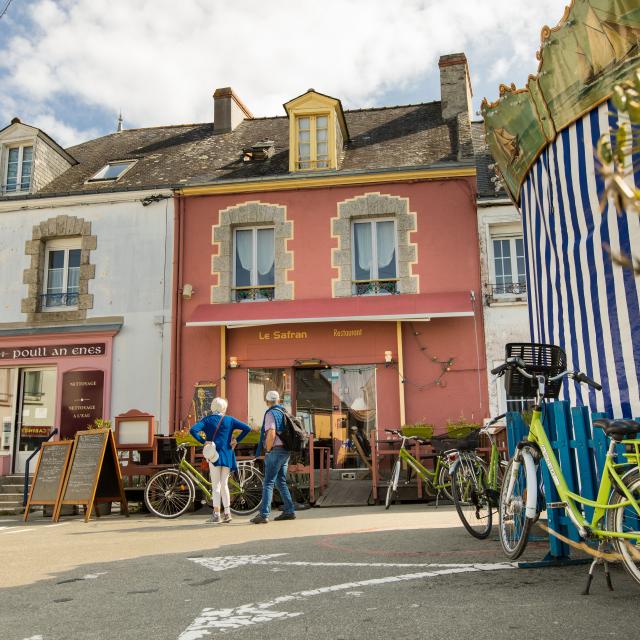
[144, 469, 195, 519]
[385, 459, 401, 510]
[229, 463, 263, 516]
[451, 454, 492, 539]
[436, 458, 454, 502]
[607, 470, 640, 587]
[498, 456, 534, 559]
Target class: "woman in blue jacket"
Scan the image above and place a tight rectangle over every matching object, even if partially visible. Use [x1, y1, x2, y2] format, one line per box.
[189, 397, 252, 523]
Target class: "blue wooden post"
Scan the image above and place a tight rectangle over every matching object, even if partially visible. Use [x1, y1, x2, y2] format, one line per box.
[571, 406, 597, 524]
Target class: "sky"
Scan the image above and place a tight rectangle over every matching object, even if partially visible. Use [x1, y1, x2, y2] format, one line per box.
[0, 0, 570, 148]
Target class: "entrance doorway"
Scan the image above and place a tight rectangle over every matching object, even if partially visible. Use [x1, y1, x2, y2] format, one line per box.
[294, 366, 376, 469]
[14, 368, 57, 473]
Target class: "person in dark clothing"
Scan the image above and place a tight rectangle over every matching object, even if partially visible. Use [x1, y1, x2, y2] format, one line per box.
[190, 397, 252, 523]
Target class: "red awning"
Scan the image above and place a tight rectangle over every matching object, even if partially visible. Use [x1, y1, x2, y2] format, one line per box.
[186, 292, 474, 327]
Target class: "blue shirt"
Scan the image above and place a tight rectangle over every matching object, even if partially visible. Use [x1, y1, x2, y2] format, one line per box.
[189, 413, 252, 472]
[256, 405, 286, 456]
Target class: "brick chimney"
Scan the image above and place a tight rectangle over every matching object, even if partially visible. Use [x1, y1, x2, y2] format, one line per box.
[213, 87, 253, 133]
[438, 53, 473, 121]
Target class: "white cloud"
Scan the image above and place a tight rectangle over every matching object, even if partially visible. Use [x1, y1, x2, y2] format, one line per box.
[0, 0, 567, 144]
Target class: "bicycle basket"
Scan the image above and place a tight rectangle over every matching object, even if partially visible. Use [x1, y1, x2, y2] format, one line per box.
[504, 343, 567, 399]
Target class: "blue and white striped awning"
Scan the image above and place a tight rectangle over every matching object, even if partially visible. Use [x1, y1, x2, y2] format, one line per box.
[520, 100, 640, 418]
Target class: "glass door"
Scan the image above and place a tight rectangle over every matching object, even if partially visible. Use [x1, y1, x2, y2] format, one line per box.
[293, 366, 376, 470]
[330, 367, 376, 469]
[15, 368, 57, 473]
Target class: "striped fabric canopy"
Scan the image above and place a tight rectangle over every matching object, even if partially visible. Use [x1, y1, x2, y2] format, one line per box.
[521, 100, 640, 418]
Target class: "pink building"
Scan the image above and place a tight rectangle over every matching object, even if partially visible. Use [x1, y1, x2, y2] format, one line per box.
[174, 54, 489, 469]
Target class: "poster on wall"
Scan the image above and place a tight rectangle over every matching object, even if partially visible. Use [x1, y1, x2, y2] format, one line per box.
[191, 383, 217, 423]
[60, 370, 104, 439]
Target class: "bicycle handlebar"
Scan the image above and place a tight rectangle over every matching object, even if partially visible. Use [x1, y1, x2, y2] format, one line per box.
[572, 371, 603, 391]
[492, 358, 601, 391]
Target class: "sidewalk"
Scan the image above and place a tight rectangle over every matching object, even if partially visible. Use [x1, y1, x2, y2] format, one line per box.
[1, 505, 464, 588]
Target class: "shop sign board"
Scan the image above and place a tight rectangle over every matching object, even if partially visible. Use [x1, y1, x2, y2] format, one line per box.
[0, 343, 106, 361]
[54, 428, 128, 522]
[23, 441, 74, 522]
[191, 383, 217, 423]
[60, 370, 104, 439]
[20, 425, 52, 438]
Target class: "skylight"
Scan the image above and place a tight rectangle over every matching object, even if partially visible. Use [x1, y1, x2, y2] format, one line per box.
[88, 160, 135, 182]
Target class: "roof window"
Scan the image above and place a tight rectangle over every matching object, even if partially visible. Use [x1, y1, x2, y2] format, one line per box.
[88, 160, 135, 182]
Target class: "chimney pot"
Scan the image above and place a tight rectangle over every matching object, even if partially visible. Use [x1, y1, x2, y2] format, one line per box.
[213, 87, 253, 133]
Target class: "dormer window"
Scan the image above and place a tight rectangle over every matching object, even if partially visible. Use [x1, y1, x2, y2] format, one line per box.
[284, 89, 349, 173]
[4, 144, 33, 193]
[296, 115, 329, 170]
[88, 160, 135, 182]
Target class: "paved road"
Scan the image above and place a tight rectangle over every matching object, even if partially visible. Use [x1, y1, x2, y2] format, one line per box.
[1, 506, 639, 639]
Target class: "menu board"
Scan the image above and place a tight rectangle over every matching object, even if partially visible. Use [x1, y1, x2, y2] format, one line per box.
[191, 383, 216, 423]
[23, 441, 73, 521]
[54, 428, 128, 522]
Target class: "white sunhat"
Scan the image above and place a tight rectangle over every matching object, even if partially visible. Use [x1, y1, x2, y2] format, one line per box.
[265, 390, 280, 402]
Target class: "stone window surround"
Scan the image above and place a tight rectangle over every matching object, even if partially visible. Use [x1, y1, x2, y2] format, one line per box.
[211, 201, 294, 303]
[22, 215, 96, 322]
[332, 192, 419, 298]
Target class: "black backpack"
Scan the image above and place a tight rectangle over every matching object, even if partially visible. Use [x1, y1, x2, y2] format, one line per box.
[271, 407, 308, 455]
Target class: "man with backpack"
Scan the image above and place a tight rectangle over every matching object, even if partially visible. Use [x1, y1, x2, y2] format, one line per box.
[250, 390, 297, 524]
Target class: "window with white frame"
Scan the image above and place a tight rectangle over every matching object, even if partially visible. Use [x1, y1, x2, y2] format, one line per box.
[352, 219, 398, 295]
[42, 239, 81, 309]
[87, 160, 135, 182]
[233, 227, 275, 301]
[491, 236, 526, 296]
[4, 144, 33, 193]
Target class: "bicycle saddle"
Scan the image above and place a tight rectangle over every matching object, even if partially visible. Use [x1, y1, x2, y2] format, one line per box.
[593, 418, 640, 441]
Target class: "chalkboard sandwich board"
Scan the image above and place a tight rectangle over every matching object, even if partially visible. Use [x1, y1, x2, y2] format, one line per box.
[54, 428, 129, 522]
[24, 441, 73, 522]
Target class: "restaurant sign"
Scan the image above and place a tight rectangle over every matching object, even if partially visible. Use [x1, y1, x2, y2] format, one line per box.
[0, 343, 106, 361]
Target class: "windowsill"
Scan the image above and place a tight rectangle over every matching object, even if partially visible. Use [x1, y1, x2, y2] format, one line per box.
[40, 307, 80, 312]
[1, 189, 31, 197]
[486, 297, 528, 307]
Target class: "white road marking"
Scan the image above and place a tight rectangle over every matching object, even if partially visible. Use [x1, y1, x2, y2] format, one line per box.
[21, 636, 43, 639]
[2, 528, 35, 535]
[82, 572, 107, 580]
[43, 523, 69, 529]
[180, 562, 516, 637]
[189, 554, 509, 572]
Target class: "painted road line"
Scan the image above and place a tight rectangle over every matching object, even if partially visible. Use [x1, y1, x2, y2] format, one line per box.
[43, 523, 70, 528]
[188, 554, 512, 572]
[2, 528, 36, 535]
[179, 563, 516, 638]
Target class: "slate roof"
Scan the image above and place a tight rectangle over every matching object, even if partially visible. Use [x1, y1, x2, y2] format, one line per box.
[471, 121, 508, 200]
[17, 101, 474, 197]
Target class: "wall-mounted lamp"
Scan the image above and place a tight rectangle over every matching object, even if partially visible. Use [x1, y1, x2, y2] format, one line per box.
[228, 356, 238, 369]
[384, 350, 393, 365]
[182, 283, 194, 299]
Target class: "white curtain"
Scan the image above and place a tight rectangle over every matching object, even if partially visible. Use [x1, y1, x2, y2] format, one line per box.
[256, 228, 275, 285]
[235, 229, 253, 286]
[354, 222, 372, 280]
[376, 221, 396, 279]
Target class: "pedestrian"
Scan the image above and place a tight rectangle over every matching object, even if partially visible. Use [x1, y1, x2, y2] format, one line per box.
[189, 397, 252, 523]
[250, 390, 296, 523]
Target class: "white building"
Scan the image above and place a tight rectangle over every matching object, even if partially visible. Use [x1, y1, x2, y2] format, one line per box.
[0, 117, 174, 475]
[472, 122, 530, 418]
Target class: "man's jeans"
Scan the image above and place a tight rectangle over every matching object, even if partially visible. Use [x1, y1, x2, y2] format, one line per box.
[260, 447, 295, 518]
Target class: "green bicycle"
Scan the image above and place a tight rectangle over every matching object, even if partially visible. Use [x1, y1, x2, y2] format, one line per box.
[449, 413, 507, 539]
[384, 428, 453, 509]
[144, 443, 264, 518]
[494, 343, 640, 591]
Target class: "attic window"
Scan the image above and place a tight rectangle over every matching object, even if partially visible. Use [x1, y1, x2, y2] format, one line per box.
[88, 160, 135, 182]
[296, 115, 329, 170]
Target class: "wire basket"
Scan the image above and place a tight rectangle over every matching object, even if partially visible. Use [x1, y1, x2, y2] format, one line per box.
[504, 343, 567, 399]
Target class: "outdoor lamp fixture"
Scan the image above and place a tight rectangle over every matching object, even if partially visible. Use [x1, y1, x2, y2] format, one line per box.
[228, 356, 238, 369]
[384, 350, 393, 365]
[182, 283, 194, 299]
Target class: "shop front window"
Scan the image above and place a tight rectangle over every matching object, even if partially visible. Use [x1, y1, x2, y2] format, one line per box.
[247, 368, 292, 429]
